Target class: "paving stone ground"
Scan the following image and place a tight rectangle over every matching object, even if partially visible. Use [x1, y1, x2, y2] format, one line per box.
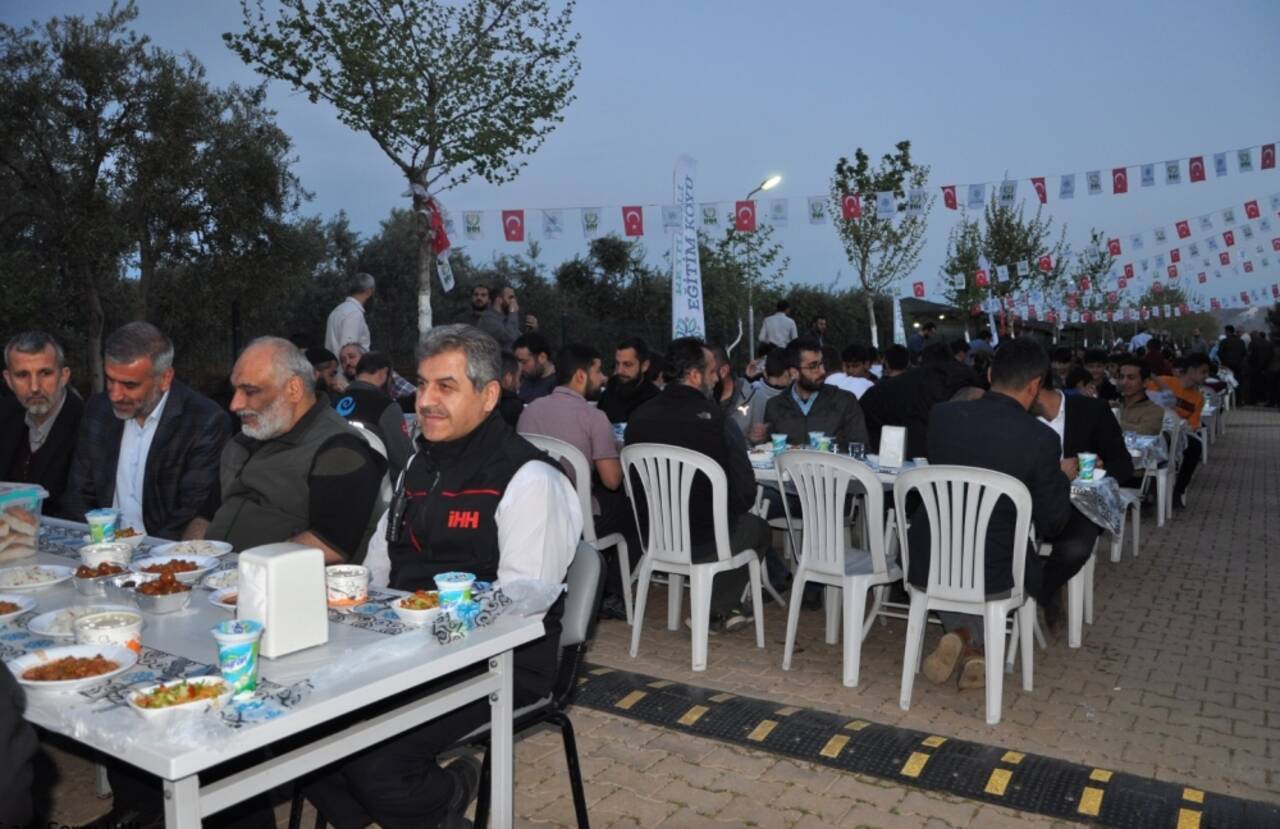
[40, 407, 1277, 827]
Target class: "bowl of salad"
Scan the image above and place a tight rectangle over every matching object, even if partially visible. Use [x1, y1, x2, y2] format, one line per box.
[127, 676, 234, 721]
[393, 590, 442, 627]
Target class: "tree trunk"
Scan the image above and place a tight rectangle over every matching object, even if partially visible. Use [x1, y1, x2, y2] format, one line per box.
[85, 267, 106, 393]
[865, 292, 879, 349]
[414, 191, 434, 337]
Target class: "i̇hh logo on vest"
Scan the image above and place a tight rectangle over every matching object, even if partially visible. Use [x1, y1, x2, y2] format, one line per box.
[336, 396, 356, 416]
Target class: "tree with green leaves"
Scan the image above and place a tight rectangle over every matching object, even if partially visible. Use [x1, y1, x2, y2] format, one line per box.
[225, 0, 582, 337]
[828, 141, 932, 347]
[706, 223, 790, 353]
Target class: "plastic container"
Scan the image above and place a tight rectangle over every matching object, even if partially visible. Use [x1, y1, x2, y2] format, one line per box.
[127, 676, 234, 722]
[325, 565, 370, 607]
[0, 483, 49, 561]
[211, 619, 263, 696]
[433, 571, 476, 607]
[74, 610, 143, 653]
[79, 542, 134, 569]
[1078, 452, 1098, 481]
[85, 508, 119, 543]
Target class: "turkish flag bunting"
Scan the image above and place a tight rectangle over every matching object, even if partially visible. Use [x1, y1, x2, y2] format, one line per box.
[1198, 272, 1207, 283]
[841, 193, 862, 220]
[1107, 238, 1122, 256]
[941, 186, 957, 210]
[1175, 220, 1191, 239]
[1112, 167, 1128, 194]
[1220, 252, 1231, 265]
[1031, 177, 1048, 204]
[1189, 156, 1206, 182]
[1273, 285, 1279, 298]
[912, 281, 925, 298]
[733, 201, 756, 233]
[1153, 281, 1163, 294]
[1223, 230, 1235, 247]
[1037, 255, 1053, 272]
[501, 209, 525, 242]
[1079, 277, 1090, 291]
[622, 206, 645, 236]
[1118, 277, 1128, 289]
[1244, 200, 1261, 219]
[1241, 291, 1250, 303]
[428, 199, 450, 255]
[975, 269, 989, 288]
[1170, 248, 1180, 263]
[1168, 265, 1178, 278]
[1066, 294, 1077, 308]
[1272, 237, 1280, 251]
[1124, 263, 1134, 279]
[1107, 291, 1118, 303]
[1262, 144, 1276, 170]
[1244, 261, 1254, 273]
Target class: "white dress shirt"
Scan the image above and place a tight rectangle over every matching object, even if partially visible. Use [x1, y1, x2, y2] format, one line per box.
[1037, 390, 1066, 460]
[825, 373, 874, 399]
[325, 296, 371, 356]
[113, 390, 169, 534]
[758, 313, 798, 349]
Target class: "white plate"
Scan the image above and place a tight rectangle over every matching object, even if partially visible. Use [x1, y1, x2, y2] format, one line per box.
[0, 593, 37, 624]
[82, 533, 145, 549]
[208, 587, 237, 611]
[8, 643, 138, 694]
[127, 675, 234, 721]
[150, 540, 233, 558]
[202, 569, 238, 591]
[0, 564, 75, 591]
[27, 604, 137, 638]
[130, 555, 219, 584]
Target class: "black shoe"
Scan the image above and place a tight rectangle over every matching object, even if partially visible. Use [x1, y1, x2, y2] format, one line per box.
[443, 754, 481, 829]
[1042, 591, 1064, 634]
[1172, 491, 1187, 510]
[598, 594, 628, 621]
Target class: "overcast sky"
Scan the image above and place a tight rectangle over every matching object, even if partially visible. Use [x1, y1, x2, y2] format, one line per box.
[6, 0, 1279, 306]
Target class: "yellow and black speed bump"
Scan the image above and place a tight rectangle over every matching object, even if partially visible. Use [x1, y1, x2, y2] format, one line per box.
[573, 664, 1279, 828]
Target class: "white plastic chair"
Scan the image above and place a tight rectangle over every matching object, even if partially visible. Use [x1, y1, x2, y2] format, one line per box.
[894, 465, 1036, 726]
[621, 443, 765, 671]
[523, 433, 634, 624]
[1037, 539, 1096, 650]
[1162, 418, 1187, 519]
[1110, 488, 1141, 562]
[776, 451, 901, 687]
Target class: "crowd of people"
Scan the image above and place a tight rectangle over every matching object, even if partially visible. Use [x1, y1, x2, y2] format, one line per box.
[0, 270, 1264, 828]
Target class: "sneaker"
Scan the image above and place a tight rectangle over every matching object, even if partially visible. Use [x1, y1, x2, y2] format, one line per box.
[923, 631, 966, 684]
[721, 607, 754, 633]
[599, 594, 628, 621]
[684, 616, 722, 635]
[957, 649, 986, 690]
[442, 754, 482, 829]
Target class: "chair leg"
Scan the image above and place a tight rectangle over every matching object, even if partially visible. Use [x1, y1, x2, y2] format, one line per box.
[287, 785, 304, 829]
[1109, 512, 1124, 564]
[748, 555, 765, 649]
[1005, 614, 1019, 673]
[899, 594, 928, 711]
[689, 568, 711, 671]
[629, 559, 654, 659]
[1156, 470, 1167, 527]
[842, 580, 868, 688]
[1083, 556, 1095, 626]
[547, 711, 591, 829]
[1131, 506, 1141, 558]
[1018, 601, 1035, 692]
[1067, 568, 1085, 649]
[473, 746, 493, 829]
[983, 605, 1007, 726]
[824, 585, 840, 645]
[667, 573, 683, 632]
[781, 568, 807, 671]
[614, 538, 633, 625]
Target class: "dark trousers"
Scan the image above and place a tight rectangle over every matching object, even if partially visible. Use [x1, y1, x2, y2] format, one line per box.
[594, 487, 641, 601]
[690, 512, 771, 618]
[106, 760, 275, 829]
[1028, 508, 1101, 605]
[1175, 439, 1201, 497]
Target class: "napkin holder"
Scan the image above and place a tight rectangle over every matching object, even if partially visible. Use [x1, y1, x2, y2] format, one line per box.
[237, 542, 329, 659]
[879, 426, 907, 471]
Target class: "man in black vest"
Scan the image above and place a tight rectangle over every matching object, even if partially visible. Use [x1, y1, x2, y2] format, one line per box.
[1, 332, 83, 520]
[307, 324, 581, 829]
[332, 351, 412, 475]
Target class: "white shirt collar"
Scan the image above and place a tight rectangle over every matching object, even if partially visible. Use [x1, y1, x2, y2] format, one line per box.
[25, 387, 68, 452]
[1037, 390, 1067, 458]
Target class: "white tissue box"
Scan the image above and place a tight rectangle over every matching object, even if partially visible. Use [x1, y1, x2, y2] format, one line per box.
[237, 542, 329, 659]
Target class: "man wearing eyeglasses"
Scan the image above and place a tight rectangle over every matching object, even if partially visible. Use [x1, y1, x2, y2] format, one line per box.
[763, 338, 867, 449]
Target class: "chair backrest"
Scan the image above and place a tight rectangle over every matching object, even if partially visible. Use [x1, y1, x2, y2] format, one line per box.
[775, 450, 893, 579]
[521, 433, 599, 543]
[553, 541, 605, 707]
[893, 465, 1033, 603]
[620, 443, 731, 565]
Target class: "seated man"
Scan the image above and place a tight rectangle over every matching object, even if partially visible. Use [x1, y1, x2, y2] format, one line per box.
[1149, 353, 1210, 509]
[825, 343, 875, 399]
[763, 337, 868, 449]
[332, 351, 413, 475]
[626, 337, 771, 630]
[496, 350, 524, 427]
[732, 347, 795, 444]
[598, 337, 659, 424]
[1084, 349, 1119, 401]
[337, 341, 366, 385]
[63, 322, 228, 539]
[1, 332, 84, 519]
[1114, 356, 1164, 435]
[860, 342, 974, 458]
[309, 324, 580, 829]
[512, 332, 557, 403]
[198, 337, 385, 561]
[909, 338, 1072, 689]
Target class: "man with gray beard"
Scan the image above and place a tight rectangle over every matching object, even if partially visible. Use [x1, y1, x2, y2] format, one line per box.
[195, 337, 384, 563]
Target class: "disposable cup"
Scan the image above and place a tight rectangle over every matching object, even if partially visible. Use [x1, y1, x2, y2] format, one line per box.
[75, 610, 143, 653]
[612, 423, 627, 444]
[212, 619, 263, 696]
[433, 571, 476, 607]
[86, 509, 119, 543]
[770, 434, 788, 454]
[1078, 452, 1098, 481]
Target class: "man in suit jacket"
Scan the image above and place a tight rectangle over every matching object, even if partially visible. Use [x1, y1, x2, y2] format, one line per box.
[861, 342, 978, 457]
[907, 338, 1073, 689]
[62, 322, 229, 540]
[1, 332, 83, 517]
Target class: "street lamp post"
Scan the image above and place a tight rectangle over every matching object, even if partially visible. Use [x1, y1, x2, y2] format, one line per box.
[743, 174, 782, 361]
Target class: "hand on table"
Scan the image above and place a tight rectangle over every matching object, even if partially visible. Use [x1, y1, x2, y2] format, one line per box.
[1059, 458, 1079, 480]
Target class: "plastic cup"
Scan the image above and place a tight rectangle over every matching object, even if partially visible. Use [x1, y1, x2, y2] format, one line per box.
[815, 436, 833, 453]
[770, 433, 788, 454]
[212, 619, 263, 696]
[325, 565, 370, 607]
[1078, 452, 1098, 481]
[433, 571, 477, 607]
[612, 423, 627, 444]
[847, 442, 866, 461]
[86, 508, 119, 543]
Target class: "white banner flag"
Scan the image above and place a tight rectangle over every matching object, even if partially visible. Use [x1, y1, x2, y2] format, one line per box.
[1017, 259, 1030, 277]
[661, 204, 680, 232]
[996, 264, 1010, 282]
[463, 211, 483, 240]
[1237, 148, 1254, 172]
[905, 189, 926, 217]
[581, 208, 601, 238]
[807, 196, 828, 224]
[672, 156, 706, 340]
[1165, 160, 1182, 185]
[542, 209, 563, 239]
[998, 180, 1017, 208]
[1199, 215, 1214, 233]
[967, 183, 987, 209]
[1214, 152, 1229, 177]
[875, 191, 896, 216]
[1140, 163, 1156, 187]
[1086, 170, 1103, 195]
[1221, 207, 1236, 225]
[768, 198, 789, 227]
[1059, 174, 1076, 200]
[1153, 226, 1168, 245]
[699, 204, 720, 228]
[1130, 233, 1145, 251]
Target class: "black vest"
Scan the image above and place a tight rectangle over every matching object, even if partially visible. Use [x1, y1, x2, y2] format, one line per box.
[389, 411, 567, 697]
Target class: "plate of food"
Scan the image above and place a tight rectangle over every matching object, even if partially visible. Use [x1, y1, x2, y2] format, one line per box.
[0, 593, 37, 624]
[208, 587, 237, 611]
[7, 644, 138, 694]
[127, 676, 233, 721]
[203, 569, 238, 591]
[27, 604, 137, 638]
[0, 564, 74, 591]
[73, 561, 132, 597]
[131, 572, 193, 614]
[81, 527, 145, 548]
[150, 540, 233, 558]
[129, 555, 219, 584]
[392, 590, 442, 626]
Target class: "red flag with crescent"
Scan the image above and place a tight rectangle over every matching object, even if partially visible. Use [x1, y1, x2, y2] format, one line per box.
[841, 193, 862, 220]
[501, 210, 524, 242]
[1219, 251, 1231, 265]
[912, 281, 925, 298]
[1175, 220, 1191, 239]
[1123, 263, 1134, 279]
[1107, 238, 1122, 256]
[734, 201, 756, 232]
[1189, 156, 1206, 182]
[1112, 167, 1128, 194]
[1262, 144, 1276, 170]
[1272, 237, 1280, 252]
[1197, 272, 1207, 283]
[1244, 200, 1260, 219]
[941, 186, 957, 210]
[622, 206, 645, 237]
[1031, 177, 1047, 204]
[1223, 230, 1235, 247]
[1244, 261, 1254, 273]
[1170, 248, 1180, 264]
[1037, 254, 1053, 272]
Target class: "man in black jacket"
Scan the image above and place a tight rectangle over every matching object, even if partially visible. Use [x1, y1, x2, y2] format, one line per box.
[626, 337, 771, 630]
[1, 332, 83, 518]
[861, 342, 977, 457]
[909, 338, 1073, 689]
[332, 351, 412, 475]
[597, 337, 659, 424]
[763, 337, 868, 449]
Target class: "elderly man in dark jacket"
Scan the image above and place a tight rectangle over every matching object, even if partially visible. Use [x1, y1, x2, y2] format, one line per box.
[763, 337, 868, 449]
